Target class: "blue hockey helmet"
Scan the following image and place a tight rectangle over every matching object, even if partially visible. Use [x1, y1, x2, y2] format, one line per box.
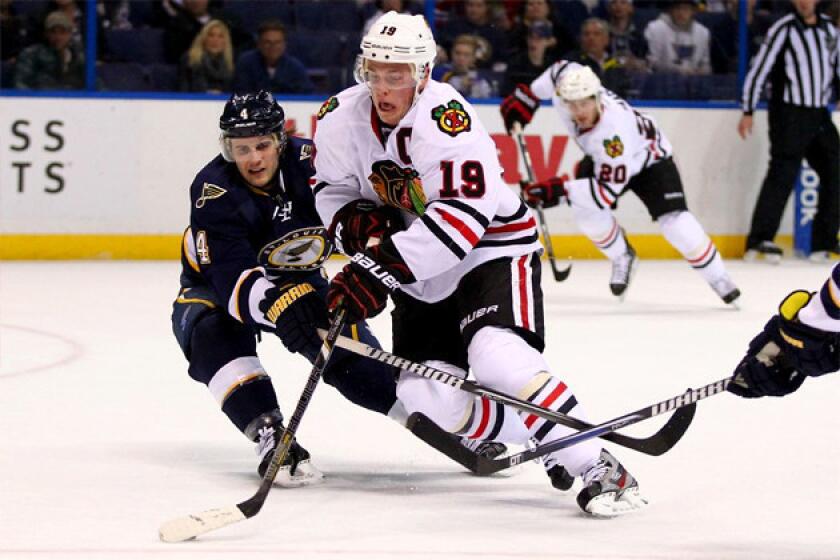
[219, 91, 287, 161]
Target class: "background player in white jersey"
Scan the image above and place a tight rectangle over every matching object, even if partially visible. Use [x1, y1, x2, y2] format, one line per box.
[312, 11, 646, 516]
[501, 65, 740, 305]
[729, 263, 840, 398]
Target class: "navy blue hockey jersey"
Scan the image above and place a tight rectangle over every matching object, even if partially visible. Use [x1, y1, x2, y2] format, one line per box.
[179, 137, 332, 330]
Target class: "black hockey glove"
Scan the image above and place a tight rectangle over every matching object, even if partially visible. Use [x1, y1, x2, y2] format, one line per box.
[500, 84, 540, 134]
[329, 199, 404, 256]
[729, 290, 840, 399]
[327, 241, 414, 323]
[259, 282, 329, 355]
[522, 177, 566, 209]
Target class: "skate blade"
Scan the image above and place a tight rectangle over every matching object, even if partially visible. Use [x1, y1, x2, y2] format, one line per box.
[744, 251, 781, 265]
[616, 259, 638, 303]
[584, 487, 648, 518]
[272, 460, 325, 488]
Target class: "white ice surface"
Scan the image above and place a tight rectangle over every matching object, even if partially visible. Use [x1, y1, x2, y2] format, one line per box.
[1, 259, 839, 560]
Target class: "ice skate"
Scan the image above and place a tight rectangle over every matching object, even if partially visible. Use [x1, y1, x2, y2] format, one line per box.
[609, 239, 637, 300]
[576, 449, 647, 517]
[744, 241, 782, 264]
[249, 413, 324, 488]
[710, 274, 741, 307]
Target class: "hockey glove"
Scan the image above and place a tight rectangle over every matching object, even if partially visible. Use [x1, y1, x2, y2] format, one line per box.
[728, 290, 840, 398]
[327, 241, 414, 323]
[522, 177, 566, 209]
[329, 199, 404, 256]
[259, 282, 329, 355]
[500, 84, 540, 134]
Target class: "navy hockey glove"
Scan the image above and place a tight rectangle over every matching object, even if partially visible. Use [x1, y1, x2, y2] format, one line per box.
[729, 290, 840, 398]
[260, 282, 329, 355]
[327, 241, 414, 323]
[500, 84, 540, 134]
[329, 199, 404, 256]
[522, 177, 566, 209]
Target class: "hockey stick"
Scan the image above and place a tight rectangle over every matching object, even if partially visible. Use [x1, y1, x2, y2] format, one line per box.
[158, 307, 348, 543]
[326, 332, 695, 456]
[465, 376, 731, 476]
[511, 123, 571, 282]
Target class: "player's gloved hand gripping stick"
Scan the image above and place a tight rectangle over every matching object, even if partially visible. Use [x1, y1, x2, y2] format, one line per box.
[158, 307, 348, 543]
[511, 123, 571, 282]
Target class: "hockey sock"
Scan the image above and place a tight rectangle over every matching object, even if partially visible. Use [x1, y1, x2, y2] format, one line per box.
[573, 207, 628, 261]
[515, 372, 601, 476]
[658, 211, 727, 283]
[453, 396, 530, 444]
[467, 327, 601, 475]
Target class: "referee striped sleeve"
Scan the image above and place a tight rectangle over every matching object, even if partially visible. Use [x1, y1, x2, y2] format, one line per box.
[742, 15, 792, 113]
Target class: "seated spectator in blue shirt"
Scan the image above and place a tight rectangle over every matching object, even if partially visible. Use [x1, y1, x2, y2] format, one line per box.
[438, 0, 508, 68]
[232, 21, 312, 95]
[437, 34, 494, 98]
[179, 19, 233, 93]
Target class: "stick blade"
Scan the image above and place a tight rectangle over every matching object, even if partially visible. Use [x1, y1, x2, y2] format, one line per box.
[158, 505, 246, 543]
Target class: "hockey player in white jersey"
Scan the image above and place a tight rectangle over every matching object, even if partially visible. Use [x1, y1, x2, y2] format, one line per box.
[501, 64, 740, 304]
[313, 11, 646, 516]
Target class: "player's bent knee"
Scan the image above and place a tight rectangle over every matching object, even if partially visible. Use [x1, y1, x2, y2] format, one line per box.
[396, 361, 470, 431]
[468, 326, 550, 395]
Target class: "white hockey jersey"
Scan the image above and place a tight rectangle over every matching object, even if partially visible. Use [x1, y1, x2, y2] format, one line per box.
[313, 81, 542, 303]
[531, 61, 673, 197]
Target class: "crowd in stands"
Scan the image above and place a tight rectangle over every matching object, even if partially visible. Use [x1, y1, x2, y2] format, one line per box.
[0, 0, 829, 100]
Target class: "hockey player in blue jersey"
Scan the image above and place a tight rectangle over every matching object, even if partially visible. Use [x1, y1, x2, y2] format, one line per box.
[171, 91, 496, 486]
[729, 264, 840, 399]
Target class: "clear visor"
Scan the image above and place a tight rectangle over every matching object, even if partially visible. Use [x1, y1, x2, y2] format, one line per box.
[359, 58, 418, 91]
[563, 96, 599, 112]
[223, 134, 281, 162]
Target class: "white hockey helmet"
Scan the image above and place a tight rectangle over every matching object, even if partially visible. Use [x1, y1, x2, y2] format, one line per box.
[358, 11, 436, 87]
[558, 66, 602, 102]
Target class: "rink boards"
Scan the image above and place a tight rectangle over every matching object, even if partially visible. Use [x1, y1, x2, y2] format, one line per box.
[0, 96, 816, 259]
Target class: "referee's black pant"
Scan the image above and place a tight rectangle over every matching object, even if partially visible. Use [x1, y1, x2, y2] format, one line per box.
[747, 103, 840, 252]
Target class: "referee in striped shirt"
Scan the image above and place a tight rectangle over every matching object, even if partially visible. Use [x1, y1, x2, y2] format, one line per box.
[739, 0, 840, 261]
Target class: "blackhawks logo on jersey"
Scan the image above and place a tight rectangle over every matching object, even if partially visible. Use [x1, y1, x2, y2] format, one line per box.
[317, 96, 339, 120]
[603, 135, 624, 158]
[368, 160, 427, 216]
[431, 100, 471, 137]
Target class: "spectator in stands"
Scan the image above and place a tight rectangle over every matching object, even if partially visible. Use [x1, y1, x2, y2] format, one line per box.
[161, 0, 249, 65]
[605, 0, 648, 71]
[507, 0, 577, 59]
[362, 0, 417, 35]
[438, 0, 508, 68]
[232, 21, 312, 95]
[710, 0, 772, 74]
[571, 17, 630, 96]
[45, 0, 82, 48]
[438, 34, 494, 98]
[501, 20, 554, 95]
[14, 11, 84, 90]
[179, 19, 233, 93]
[163, 0, 212, 63]
[644, 0, 711, 75]
[97, 0, 132, 31]
[1, 0, 35, 62]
